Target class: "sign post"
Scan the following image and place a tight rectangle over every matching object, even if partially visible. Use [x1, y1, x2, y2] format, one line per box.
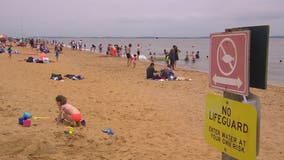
[207, 26, 268, 160]
[205, 93, 257, 160]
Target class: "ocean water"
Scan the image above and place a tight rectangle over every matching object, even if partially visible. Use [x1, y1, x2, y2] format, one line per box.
[46, 37, 284, 86]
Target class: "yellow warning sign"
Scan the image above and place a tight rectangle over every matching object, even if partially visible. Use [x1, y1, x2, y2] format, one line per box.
[205, 94, 257, 160]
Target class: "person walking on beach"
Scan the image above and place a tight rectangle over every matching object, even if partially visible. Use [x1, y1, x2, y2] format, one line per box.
[7, 45, 12, 59]
[126, 44, 132, 66]
[132, 54, 137, 68]
[137, 44, 141, 60]
[55, 44, 60, 62]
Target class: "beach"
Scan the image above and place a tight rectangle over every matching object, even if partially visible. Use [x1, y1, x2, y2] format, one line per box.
[46, 37, 284, 86]
[0, 46, 283, 160]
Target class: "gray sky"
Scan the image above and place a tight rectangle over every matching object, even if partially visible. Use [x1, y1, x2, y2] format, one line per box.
[1, 0, 283, 37]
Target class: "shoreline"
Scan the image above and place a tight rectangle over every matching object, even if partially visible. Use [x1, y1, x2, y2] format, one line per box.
[85, 49, 284, 88]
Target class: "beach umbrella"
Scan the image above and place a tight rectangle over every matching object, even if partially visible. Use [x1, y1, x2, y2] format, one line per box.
[0, 34, 7, 40]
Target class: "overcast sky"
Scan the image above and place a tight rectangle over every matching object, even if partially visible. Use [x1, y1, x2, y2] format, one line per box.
[1, 0, 283, 37]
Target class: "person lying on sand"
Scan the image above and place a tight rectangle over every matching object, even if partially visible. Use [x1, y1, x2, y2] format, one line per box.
[55, 95, 83, 127]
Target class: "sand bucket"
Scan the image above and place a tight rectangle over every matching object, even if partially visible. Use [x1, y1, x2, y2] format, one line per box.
[23, 119, 31, 127]
[23, 112, 32, 119]
[18, 117, 25, 125]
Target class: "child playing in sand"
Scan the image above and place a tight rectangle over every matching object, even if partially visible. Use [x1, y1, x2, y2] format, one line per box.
[55, 95, 83, 126]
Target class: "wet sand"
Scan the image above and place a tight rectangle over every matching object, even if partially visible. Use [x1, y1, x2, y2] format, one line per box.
[0, 46, 283, 160]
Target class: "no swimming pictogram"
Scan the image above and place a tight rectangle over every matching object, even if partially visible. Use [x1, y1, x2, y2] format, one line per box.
[217, 38, 237, 76]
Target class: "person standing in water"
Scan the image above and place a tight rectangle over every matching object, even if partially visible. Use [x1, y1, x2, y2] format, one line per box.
[169, 45, 177, 70]
[99, 44, 103, 53]
[164, 49, 170, 65]
[185, 51, 190, 62]
[191, 51, 196, 63]
[173, 45, 180, 69]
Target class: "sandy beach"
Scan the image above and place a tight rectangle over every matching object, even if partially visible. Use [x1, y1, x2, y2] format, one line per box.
[0, 46, 283, 160]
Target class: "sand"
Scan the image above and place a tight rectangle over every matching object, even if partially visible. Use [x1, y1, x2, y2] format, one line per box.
[0, 46, 283, 160]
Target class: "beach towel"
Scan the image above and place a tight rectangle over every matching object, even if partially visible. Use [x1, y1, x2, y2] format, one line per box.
[64, 74, 84, 80]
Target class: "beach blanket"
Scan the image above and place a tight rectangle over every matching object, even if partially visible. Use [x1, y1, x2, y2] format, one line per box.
[64, 74, 84, 80]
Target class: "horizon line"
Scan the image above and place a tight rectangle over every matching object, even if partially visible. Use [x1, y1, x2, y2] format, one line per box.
[22, 35, 284, 39]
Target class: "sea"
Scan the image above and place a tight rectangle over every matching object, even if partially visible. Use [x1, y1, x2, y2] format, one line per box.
[45, 37, 284, 86]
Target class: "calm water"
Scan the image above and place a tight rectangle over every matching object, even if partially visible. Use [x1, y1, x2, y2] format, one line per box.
[46, 37, 284, 86]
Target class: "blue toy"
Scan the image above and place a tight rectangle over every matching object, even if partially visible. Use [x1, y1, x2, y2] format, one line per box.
[23, 112, 32, 119]
[102, 128, 114, 135]
[18, 117, 25, 125]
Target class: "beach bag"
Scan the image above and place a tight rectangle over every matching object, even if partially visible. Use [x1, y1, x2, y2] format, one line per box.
[26, 57, 34, 63]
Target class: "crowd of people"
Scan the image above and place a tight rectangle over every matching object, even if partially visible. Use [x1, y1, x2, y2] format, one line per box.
[69, 41, 141, 68]
[1, 38, 198, 126]
[184, 50, 200, 63]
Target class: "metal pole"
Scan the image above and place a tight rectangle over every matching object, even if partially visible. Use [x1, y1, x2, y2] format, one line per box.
[222, 153, 237, 160]
[222, 91, 243, 160]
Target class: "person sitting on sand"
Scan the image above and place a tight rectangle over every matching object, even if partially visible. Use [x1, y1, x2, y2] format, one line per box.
[146, 63, 160, 79]
[160, 65, 175, 80]
[55, 95, 83, 126]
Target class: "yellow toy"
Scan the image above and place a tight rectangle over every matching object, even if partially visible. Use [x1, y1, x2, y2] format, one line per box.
[64, 126, 74, 134]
